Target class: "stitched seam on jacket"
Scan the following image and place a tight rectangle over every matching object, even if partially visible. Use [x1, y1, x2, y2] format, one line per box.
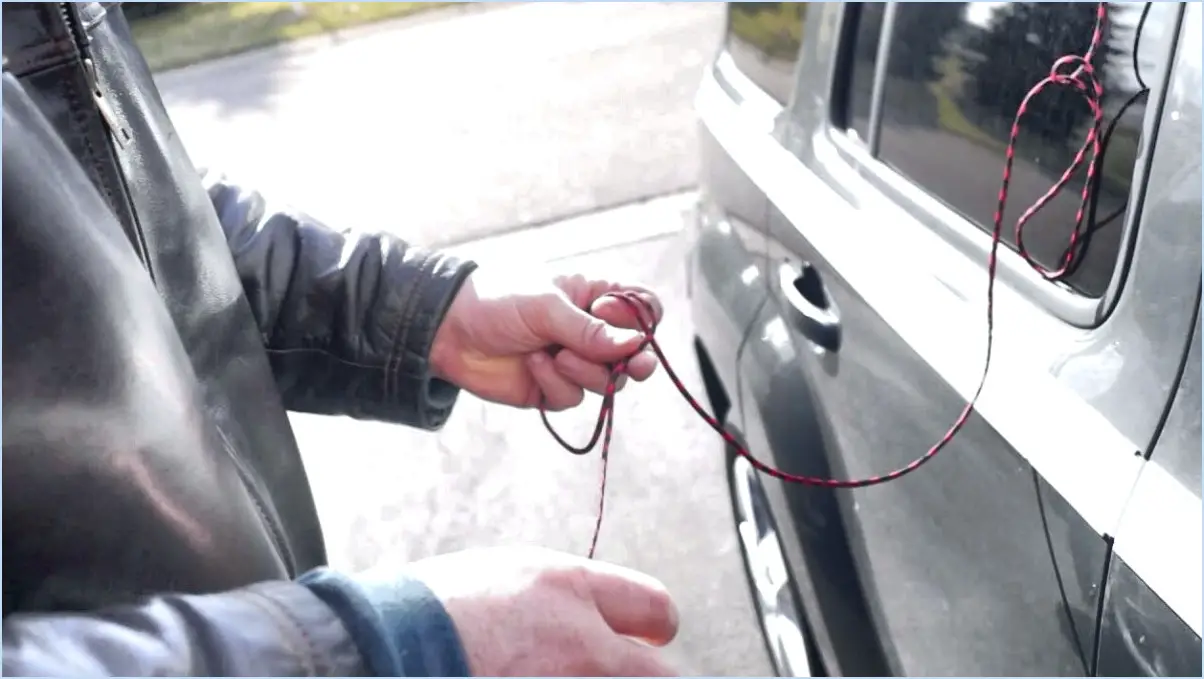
[215, 427, 296, 575]
[35, 7, 125, 232]
[4, 39, 75, 76]
[400, 255, 440, 374]
[244, 589, 321, 677]
[58, 67, 120, 216]
[44, 6, 119, 213]
[84, 11, 159, 283]
[396, 256, 438, 395]
[9, 10, 109, 211]
[5, 6, 77, 76]
[265, 346, 384, 370]
[385, 254, 437, 404]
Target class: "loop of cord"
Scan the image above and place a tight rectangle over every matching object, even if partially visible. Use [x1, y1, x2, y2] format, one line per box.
[542, 1, 1110, 559]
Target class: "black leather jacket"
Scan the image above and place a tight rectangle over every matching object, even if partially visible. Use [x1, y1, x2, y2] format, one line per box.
[2, 0, 475, 620]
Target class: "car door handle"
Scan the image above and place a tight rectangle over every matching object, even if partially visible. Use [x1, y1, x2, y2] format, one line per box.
[779, 260, 842, 352]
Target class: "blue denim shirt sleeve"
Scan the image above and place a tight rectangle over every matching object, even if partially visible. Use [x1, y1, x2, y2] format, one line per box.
[299, 568, 472, 677]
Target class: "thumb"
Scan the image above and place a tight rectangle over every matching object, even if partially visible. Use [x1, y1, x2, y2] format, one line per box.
[542, 297, 644, 362]
[582, 560, 679, 647]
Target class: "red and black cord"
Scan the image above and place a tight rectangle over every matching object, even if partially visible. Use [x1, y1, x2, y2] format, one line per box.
[540, 2, 1141, 559]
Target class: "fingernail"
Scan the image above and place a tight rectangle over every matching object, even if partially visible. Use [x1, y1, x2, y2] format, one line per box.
[630, 351, 658, 375]
[606, 325, 643, 345]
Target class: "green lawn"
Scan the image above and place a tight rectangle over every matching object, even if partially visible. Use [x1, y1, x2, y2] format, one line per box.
[131, 2, 452, 72]
[727, 3, 806, 60]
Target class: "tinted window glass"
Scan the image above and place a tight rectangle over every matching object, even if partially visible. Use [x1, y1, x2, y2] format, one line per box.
[844, 3, 886, 144]
[875, 2, 1153, 297]
[726, 2, 808, 105]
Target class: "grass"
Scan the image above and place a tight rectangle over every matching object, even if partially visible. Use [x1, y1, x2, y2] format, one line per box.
[929, 53, 1003, 151]
[727, 3, 807, 61]
[130, 2, 453, 72]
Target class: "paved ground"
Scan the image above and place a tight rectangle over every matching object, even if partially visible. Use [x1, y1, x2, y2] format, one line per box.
[157, 1, 724, 247]
[157, 3, 773, 676]
[292, 196, 771, 676]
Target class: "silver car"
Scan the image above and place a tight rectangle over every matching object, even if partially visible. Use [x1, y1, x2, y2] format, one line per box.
[686, 2, 1201, 675]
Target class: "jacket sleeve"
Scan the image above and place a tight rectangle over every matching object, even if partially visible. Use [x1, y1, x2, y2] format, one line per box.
[201, 169, 477, 430]
[2, 582, 367, 677]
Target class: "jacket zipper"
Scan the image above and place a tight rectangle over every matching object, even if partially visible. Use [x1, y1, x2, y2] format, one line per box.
[57, 2, 299, 578]
[58, 3, 129, 147]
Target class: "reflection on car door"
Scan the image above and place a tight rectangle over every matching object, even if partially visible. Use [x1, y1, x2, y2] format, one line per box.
[722, 2, 1197, 675]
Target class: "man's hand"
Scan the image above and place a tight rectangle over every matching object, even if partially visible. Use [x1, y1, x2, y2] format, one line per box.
[377, 546, 681, 676]
[431, 268, 664, 410]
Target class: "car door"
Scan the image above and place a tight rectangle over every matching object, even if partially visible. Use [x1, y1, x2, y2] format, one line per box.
[1098, 303, 1201, 677]
[689, 2, 804, 416]
[1096, 11, 1203, 672]
[718, 2, 1196, 675]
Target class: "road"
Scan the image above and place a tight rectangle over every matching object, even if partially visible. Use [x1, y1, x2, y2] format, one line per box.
[158, 3, 773, 676]
[157, 1, 723, 247]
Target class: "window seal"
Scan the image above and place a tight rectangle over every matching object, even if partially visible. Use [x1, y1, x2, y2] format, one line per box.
[826, 4, 868, 150]
[865, 2, 896, 156]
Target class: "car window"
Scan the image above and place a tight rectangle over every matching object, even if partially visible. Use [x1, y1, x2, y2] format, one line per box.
[726, 2, 808, 106]
[843, 3, 885, 144]
[845, 2, 1156, 298]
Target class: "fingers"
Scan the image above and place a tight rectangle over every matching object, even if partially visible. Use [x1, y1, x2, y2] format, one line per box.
[555, 274, 663, 324]
[541, 300, 646, 364]
[590, 290, 663, 333]
[533, 278, 664, 396]
[623, 348, 658, 382]
[554, 350, 656, 395]
[526, 352, 583, 411]
[603, 637, 679, 677]
[581, 560, 680, 647]
[545, 275, 664, 353]
[553, 351, 627, 395]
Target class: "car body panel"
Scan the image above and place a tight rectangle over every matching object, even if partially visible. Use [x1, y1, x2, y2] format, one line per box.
[1098, 556, 1203, 677]
[687, 126, 772, 423]
[1104, 7, 1203, 657]
[689, 2, 1201, 676]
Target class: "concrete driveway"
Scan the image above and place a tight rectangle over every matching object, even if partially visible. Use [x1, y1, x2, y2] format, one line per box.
[293, 196, 771, 676]
[157, 2, 772, 675]
[158, 1, 724, 246]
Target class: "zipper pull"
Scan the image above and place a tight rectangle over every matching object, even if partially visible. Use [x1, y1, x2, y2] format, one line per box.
[83, 58, 131, 148]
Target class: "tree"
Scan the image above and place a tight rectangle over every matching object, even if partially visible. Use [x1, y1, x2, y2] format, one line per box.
[963, 3, 1119, 142]
[887, 3, 969, 83]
